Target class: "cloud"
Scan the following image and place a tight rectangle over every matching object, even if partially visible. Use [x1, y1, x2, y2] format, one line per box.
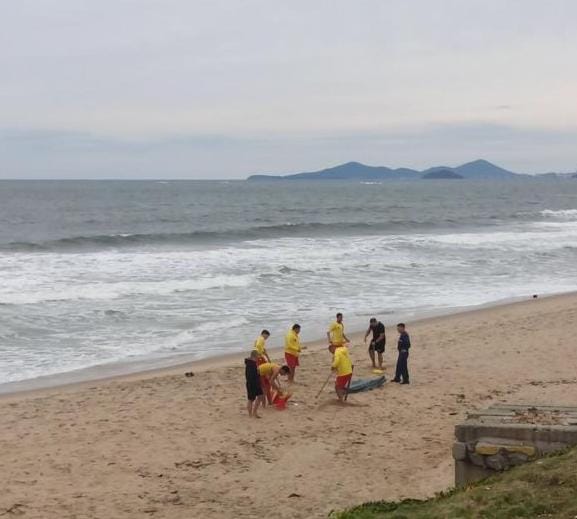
[1, 1, 576, 176]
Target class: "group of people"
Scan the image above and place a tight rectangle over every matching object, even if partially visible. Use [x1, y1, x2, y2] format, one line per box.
[244, 313, 411, 418]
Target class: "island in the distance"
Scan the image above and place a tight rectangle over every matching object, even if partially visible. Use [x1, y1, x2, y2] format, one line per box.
[422, 169, 464, 180]
[247, 159, 522, 181]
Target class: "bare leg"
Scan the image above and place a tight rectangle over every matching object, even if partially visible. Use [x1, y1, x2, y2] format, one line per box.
[369, 347, 376, 368]
[252, 396, 263, 418]
[378, 352, 384, 370]
[247, 399, 254, 417]
[288, 366, 295, 383]
[336, 388, 347, 404]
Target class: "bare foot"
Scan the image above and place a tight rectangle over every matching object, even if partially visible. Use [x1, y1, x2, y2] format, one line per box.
[253, 414, 262, 419]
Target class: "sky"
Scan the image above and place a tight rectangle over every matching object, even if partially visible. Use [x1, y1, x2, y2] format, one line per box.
[1, 0, 577, 179]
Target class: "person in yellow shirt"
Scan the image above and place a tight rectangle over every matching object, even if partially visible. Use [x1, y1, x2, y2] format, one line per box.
[254, 329, 271, 364]
[329, 343, 353, 403]
[284, 324, 302, 382]
[258, 362, 290, 402]
[327, 313, 350, 347]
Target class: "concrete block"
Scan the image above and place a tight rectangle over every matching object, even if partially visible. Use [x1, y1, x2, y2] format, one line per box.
[452, 442, 467, 461]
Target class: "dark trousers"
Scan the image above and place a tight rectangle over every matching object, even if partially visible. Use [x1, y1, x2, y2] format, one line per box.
[395, 349, 409, 382]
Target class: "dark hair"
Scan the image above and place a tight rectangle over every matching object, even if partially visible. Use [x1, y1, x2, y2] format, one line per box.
[261, 329, 270, 336]
[280, 365, 290, 375]
[336, 313, 343, 318]
[369, 317, 377, 323]
[292, 324, 301, 331]
[397, 323, 406, 328]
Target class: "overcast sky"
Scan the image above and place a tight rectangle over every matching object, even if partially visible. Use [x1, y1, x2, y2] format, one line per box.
[1, 0, 576, 178]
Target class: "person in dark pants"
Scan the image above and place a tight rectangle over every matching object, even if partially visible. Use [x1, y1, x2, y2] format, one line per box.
[245, 350, 264, 418]
[392, 323, 411, 384]
[364, 317, 386, 369]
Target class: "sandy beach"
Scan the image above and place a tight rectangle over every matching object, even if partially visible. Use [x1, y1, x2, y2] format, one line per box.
[1, 293, 577, 518]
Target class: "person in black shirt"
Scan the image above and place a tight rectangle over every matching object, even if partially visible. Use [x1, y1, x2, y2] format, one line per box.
[245, 350, 264, 418]
[364, 317, 386, 369]
[392, 323, 411, 384]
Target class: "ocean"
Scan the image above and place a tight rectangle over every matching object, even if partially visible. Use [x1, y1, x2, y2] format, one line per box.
[1, 179, 576, 387]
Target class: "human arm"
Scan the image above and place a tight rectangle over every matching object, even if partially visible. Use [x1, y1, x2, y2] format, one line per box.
[363, 327, 371, 343]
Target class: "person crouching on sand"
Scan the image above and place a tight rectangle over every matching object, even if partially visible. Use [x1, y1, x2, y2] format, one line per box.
[284, 324, 302, 382]
[258, 362, 290, 403]
[329, 344, 353, 403]
[245, 350, 264, 418]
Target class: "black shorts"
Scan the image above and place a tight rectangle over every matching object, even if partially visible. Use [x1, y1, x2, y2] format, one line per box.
[369, 341, 385, 354]
[246, 383, 263, 401]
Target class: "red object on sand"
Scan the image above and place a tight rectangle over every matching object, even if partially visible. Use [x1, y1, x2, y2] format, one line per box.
[272, 392, 290, 410]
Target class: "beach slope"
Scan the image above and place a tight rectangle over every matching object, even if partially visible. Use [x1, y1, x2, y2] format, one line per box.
[1, 294, 577, 518]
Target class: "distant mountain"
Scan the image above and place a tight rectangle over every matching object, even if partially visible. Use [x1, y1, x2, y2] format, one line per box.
[249, 161, 420, 181]
[247, 159, 521, 181]
[422, 169, 464, 180]
[422, 159, 518, 180]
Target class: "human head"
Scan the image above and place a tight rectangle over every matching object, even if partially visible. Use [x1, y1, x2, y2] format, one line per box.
[397, 323, 406, 333]
[328, 344, 336, 354]
[336, 312, 343, 323]
[249, 350, 260, 360]
[280, 365, 290, 375]
[369, 317, 377, 328]
[261, 329, 270, 338]
[292, 324, 301, 334]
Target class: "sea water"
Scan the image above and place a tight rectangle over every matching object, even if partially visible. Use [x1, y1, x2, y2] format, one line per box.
[1, 179, 576, 386]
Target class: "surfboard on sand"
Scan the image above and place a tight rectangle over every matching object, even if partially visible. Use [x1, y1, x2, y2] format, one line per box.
[347, 376, 386, 394]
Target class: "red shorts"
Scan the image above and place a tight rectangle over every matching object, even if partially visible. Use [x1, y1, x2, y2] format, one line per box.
[335, 373, 352, 390]
[285, 352, 299, 369]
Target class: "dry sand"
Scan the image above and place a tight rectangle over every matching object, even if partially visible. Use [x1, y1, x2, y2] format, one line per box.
[1, 293, 577, 518]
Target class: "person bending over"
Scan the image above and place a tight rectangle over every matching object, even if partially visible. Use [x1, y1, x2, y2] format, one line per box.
[329, 343, 353, 403]
[258, 362, 290, 401]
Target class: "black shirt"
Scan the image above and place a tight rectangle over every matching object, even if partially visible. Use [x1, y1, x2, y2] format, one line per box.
[372, 322, 386, 344]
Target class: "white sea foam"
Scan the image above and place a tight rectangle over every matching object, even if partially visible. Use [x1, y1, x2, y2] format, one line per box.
[3, 217, 577, 385]
[541, 209, 577, 219]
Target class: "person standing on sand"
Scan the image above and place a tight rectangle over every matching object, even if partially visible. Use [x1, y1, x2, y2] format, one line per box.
[392, 323, 411, 384]
[254, 329, 271, 364]
[284, 324, 302, 382]
[327, 313, 350, 347]
[329, 343, 353, 403]
[245, 350, 264, 418]
[364, 318, 386, 369]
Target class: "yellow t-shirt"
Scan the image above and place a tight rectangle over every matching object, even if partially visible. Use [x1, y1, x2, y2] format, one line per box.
[284, 330, 301, 357]
[254, 336, 267, 357]
[258, 362, 278, 377]
[332, 346, 353, 376]
[329, 321, 345, 345]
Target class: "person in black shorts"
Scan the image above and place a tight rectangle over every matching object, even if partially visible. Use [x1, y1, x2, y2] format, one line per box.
[245, 350, 264, 418]
[364, 317, 386, 369]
